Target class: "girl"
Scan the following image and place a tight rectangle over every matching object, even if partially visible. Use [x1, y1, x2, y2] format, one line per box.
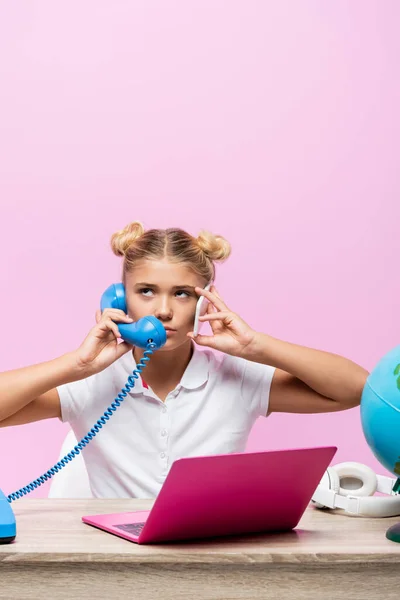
[0, 222, 369, 498]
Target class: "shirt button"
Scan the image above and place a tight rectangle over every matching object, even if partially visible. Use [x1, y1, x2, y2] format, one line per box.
[162, 406, 167, 413]
[161, 429, 167, 437]
[160, 452, 166, 459]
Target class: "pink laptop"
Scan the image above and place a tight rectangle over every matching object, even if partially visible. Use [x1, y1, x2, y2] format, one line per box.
[82, 445, 337, 545]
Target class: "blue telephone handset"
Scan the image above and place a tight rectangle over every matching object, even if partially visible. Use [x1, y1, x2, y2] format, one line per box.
[100, 283, 167, 348]
[0, 283, 167, 544]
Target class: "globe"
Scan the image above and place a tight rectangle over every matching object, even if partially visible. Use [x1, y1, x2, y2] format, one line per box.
[360, 344, 400, 542]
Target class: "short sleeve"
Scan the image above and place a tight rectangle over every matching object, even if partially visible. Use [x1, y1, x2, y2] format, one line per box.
[240, 358, 276, 418]
[57, 376, 93, 424]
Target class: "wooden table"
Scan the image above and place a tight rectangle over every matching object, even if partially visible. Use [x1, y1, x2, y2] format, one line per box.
[1, 498, 400, 599]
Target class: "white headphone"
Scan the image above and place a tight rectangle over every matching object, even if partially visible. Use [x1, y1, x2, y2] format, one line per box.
[311, 462, 400, 517]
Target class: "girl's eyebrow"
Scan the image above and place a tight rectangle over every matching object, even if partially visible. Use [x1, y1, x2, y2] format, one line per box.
[135, 282, 195, 291]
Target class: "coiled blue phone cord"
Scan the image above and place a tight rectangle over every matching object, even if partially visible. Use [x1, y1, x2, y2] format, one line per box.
[7, 341, 156, 504]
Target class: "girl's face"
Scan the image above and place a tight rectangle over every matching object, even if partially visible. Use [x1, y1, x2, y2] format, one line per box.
[124, 258, 208, 350]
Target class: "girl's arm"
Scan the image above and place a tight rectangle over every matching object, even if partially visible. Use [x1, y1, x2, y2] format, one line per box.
[189, 284, 368, 414]
[0, 352, 82, 424]
[0, 306, 133, 426]
[244, 332, 369, 413]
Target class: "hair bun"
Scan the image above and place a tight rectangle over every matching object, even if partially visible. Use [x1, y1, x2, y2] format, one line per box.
[197, 229, 231, 262]
[110, 221, 145, 257]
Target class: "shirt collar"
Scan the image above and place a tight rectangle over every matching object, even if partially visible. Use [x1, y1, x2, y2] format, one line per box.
[120, 340, 209, 394]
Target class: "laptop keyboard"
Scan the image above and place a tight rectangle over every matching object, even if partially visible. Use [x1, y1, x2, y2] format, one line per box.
[113, 522, 146, 536]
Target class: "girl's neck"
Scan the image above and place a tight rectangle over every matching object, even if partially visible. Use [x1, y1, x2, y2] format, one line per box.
[133, 340, 194, 387]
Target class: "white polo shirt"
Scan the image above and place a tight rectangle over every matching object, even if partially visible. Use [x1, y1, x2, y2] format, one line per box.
[57, 341, 275, 498]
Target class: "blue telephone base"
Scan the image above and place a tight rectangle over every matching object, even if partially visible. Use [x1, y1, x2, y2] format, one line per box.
[0, 488, 16, 544]
[0, 535, 15, 544]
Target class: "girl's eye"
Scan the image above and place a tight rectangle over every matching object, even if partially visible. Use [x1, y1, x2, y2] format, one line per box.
[139, 288, 190, 298]
[140, 288, 153, 296]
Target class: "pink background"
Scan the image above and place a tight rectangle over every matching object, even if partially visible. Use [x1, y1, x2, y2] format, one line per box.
[0, 1, 399, 498]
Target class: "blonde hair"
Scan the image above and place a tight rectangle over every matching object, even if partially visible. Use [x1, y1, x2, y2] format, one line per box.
[110, 221, 231, 284]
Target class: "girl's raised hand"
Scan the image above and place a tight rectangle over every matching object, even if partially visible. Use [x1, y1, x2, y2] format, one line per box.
[187, 285, 257, 357]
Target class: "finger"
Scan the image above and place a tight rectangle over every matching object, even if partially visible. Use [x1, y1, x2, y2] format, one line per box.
[202, 302, 223, 334]
[188, 332, 217, 348]
[101, 307, 132, 318]
[212, 287, 226, 308]
[102, 318, 121, 340]
[194, 286, 229, 312]
[101, 308, 127, 316]
[206, 300, 215, 313]
[110, 323, 121, 340]
[115, 340, 134, 358]
[95, 309, 101, 323]
[101, 309, 133, 323]
[198, 311, 231, 322]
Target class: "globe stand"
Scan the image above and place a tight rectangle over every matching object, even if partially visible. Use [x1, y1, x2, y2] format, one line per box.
[386, 478, 400, 543]
[386, 523, 400, 543]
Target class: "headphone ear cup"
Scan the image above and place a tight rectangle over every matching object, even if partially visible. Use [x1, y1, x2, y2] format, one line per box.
[312, 467, 340, 509]
[333, 462, 377, 497]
